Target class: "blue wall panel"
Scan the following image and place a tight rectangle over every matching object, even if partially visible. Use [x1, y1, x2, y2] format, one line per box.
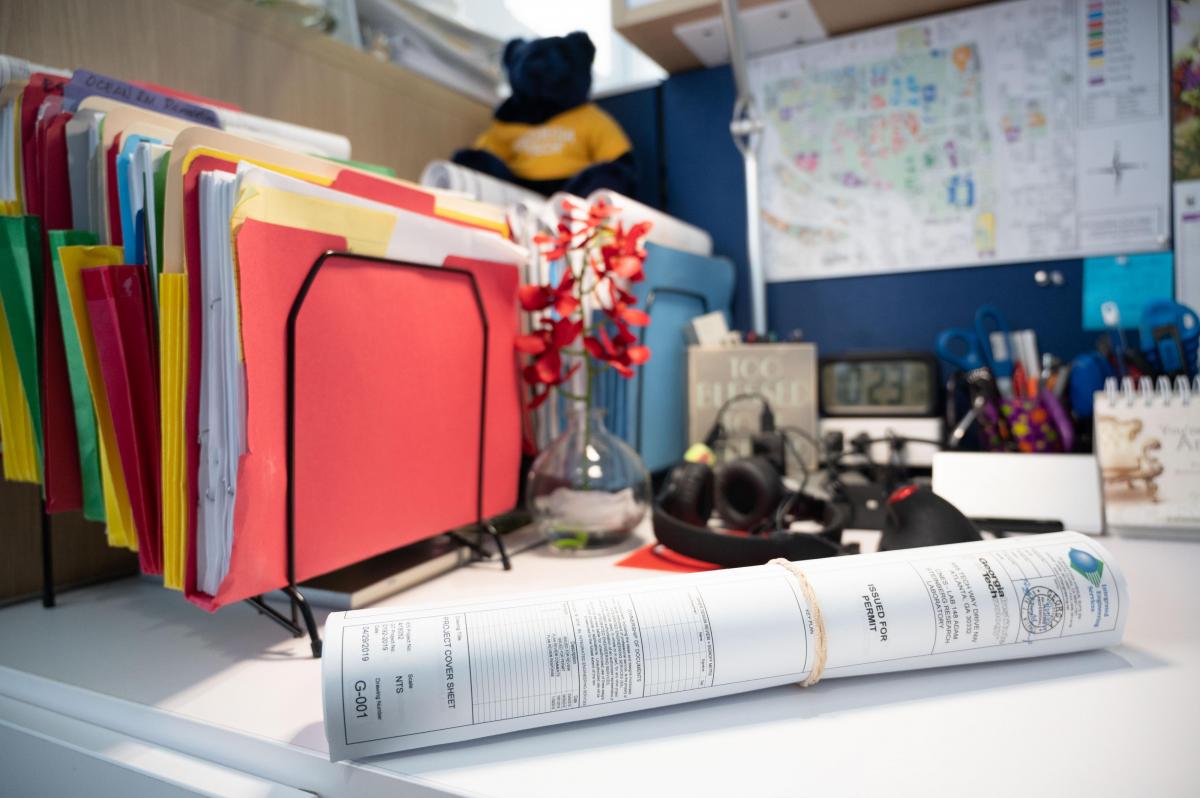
[597, 86, 663, 208]
[767, 259, 1094, 363]
[659, 67, 755, 329]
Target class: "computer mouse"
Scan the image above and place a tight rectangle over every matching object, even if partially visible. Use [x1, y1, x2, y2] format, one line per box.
[878, 484, 982, 551]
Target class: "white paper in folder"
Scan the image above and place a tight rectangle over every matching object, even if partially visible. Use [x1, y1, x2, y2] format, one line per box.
[322, 532, 1127, 760]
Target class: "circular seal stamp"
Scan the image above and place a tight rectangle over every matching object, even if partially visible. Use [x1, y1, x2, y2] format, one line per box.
[1021, 586, 1064, 634]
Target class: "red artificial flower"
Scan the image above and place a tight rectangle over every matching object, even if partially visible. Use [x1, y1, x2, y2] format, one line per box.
[612, 304, 649, 327]
[601, 282, 649, 327]
[518, 269, 579, 316]
[562, 195, 616, 229]
[526, 360, 581, 408]
[583, 323, 650, 380]
[516, 316, 582, 408]
[516, 317, 582, 359]
[517, 196, 654, 403]
[599, 220, 651, 282]
[587, 196, 617, 226]
[533, 219, 577, 261]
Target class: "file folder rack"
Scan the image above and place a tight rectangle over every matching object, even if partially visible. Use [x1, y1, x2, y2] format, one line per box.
[39, 251, 512, 658]
[272, 251, 513, 657]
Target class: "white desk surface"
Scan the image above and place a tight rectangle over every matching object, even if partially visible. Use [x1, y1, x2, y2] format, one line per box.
[1, 528, 1198, 797]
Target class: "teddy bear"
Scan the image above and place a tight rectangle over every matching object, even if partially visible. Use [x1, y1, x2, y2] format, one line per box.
[452, 31, 637, 198]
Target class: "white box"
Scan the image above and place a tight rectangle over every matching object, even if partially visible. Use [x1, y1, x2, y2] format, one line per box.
[932, 452, 1104, 535]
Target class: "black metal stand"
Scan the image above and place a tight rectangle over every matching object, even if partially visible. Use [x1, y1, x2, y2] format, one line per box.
[36, 238, 56, 609]
[447, 519, 511, 569]
[40, 500, 54, 608]
[270, 251, 514, 657]
[245, 587, 322, 658]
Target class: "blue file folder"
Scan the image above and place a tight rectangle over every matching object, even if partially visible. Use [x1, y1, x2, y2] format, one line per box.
[597, 243, 734, 472]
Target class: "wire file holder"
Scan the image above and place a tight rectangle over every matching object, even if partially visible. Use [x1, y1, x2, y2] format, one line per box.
[42, 250, 513, 659]
[270, 251, 512, 657]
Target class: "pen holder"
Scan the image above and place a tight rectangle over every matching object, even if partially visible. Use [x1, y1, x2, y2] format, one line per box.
[979, 389, 1074, 453]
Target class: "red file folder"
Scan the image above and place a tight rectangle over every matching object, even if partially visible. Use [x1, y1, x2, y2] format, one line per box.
[186, 219, 520, 608]
[20, 74, 68, 216]
[34, 95, 87, 512]
[82, 264, 161, 573]
[105, 133, 124, 247]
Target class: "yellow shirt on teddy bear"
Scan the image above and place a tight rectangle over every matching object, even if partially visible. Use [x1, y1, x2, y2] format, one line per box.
[473, 103, 631, 182]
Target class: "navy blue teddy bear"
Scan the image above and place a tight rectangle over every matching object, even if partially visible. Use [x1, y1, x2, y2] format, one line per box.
[452, 31, 637, 198]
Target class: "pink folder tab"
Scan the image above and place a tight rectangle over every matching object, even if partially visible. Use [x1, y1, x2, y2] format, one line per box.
[82, 265, 162, 574]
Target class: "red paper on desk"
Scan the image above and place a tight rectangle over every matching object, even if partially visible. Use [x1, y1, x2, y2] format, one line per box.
[34, 97, 87, 512]
[82, 264, 161, 573]
[187, 220, 521, 608]
[616, 543, 720, 573]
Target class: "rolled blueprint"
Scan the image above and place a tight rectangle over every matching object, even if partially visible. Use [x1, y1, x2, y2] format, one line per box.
[420, 160, 548, 208]
[323, 532, 1126, 760]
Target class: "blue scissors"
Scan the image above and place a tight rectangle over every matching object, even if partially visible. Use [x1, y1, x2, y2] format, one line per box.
[936, 328, 990, 374]
[936, 306, 1015, 396]
[973, 304, 1014, 397]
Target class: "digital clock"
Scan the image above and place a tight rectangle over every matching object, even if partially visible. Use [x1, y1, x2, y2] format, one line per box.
[819, 353, 940, 417]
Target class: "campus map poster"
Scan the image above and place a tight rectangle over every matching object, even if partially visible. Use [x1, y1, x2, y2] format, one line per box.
[748, 0, 1170, 281]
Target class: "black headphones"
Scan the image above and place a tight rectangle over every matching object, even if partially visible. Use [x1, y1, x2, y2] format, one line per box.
[652, 458, 849, 568]
[651, 394, 980, 568]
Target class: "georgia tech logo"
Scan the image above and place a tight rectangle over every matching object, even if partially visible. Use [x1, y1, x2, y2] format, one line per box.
[1069, 548, 1104, 587]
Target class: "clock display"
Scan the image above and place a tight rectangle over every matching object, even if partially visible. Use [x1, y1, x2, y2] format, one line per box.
[820, 354, 938, 416]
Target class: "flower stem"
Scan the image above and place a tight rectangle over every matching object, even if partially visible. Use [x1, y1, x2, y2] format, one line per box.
[580, 245, 593, 490]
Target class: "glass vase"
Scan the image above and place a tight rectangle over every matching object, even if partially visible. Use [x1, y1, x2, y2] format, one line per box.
[526, 406, 651, 551]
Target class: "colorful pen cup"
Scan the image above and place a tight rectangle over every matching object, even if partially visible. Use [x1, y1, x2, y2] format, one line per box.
[979, 388, 1074, 453]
